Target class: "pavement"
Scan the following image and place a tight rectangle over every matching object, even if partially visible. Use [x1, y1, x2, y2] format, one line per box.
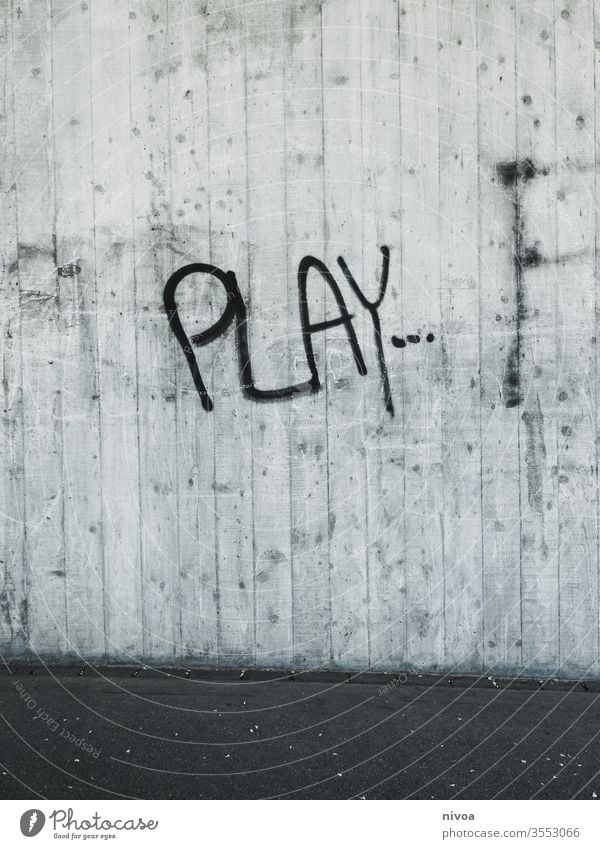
[0, 665, 599, 800]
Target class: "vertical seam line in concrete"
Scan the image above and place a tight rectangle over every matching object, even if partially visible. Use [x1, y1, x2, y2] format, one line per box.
[319, 1, 333, 670]
[281, 0, 295, 666]
[86, 0, 109, 660]
[126, 0, 146, 659]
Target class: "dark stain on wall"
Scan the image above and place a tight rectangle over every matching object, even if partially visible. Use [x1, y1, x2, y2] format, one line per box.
[522, 394, 546, 513]
[495, 157, 550, 411]
[503, 336, 521, 408]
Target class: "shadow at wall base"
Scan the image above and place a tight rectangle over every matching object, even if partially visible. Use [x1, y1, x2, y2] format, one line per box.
[1, 658, 599, 692]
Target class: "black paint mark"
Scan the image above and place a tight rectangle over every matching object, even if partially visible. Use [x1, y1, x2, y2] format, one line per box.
[391, 332, 435, 348]
[495, 157, 548, 187]
[297, 255, 367, 392]
[337, 246, 394, 415]
[57, 262, 81, 278]
[166, 248, 437, 414]
[519, 242, 545, 269]
[503, 336, 521, 408]
[164, 263, 228, 411]
[511, 176, 527, 410]
[520, 243, 586, 270]
[494, 158, 550, 409]
[164, 262, 312, 411]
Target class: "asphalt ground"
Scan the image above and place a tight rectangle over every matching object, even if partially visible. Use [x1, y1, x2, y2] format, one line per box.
[0, 666, 599, 800]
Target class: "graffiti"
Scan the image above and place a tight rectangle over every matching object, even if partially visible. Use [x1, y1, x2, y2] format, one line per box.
[166, 158, 585, 416]
[391, 333, 435, 348]
[494, 157, 590, 410]
[164, 261, 313, 413]
[164, 246, 434, 416]
[336, 247, 393, 415]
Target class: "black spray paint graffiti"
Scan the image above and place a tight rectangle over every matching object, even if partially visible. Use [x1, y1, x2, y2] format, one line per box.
[165, 157, 588, 418]
[164, 247, 435, 416]
[494, 156, 588, 410]
[495, 157, 548, 409]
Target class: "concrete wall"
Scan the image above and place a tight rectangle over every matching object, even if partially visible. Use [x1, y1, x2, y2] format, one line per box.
[1, 0, 598, 676]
